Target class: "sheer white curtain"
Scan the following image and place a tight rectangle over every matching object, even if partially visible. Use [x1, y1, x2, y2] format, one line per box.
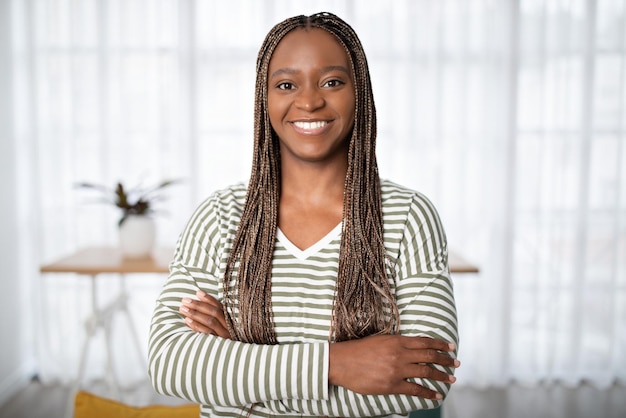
[9, 0, 625, 390]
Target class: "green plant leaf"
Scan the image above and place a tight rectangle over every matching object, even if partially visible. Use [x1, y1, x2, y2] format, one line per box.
[76, 178, 183, 225]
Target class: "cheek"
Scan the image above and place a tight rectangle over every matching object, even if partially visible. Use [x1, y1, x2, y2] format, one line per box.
[268, 109, 279, 131]
[340, 90, 356, 123]
[349, 102, 356, 124]
[267, 102, 280, 130]
[343, 98, 356, 128]
[267, 94, 287, 129]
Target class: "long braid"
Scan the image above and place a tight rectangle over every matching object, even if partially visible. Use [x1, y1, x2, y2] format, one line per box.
[323, 13, 399, 341]
[222, 12, 399, 344]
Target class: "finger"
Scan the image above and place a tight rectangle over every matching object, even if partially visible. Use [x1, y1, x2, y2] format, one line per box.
[182, 297, 220, 316]
[179, 304, 209, 334]
[395, 380, 443, 400]
[184, 316, 211, 334]
[184, 297, 230, 332]
[182, 305, 230, 338]
[191, 310, 229, 338]
[200, 297, 229, 331]
[182, 298, 225, 325]
[196, 290, 223, 308]
[180, 306, 230, 338]
[405, 364, 456, 384]
[179, 304, 202, 326]
[407, 349, 460, 368]
[403, 336, 456, 352]
[184, 316, 226, 337]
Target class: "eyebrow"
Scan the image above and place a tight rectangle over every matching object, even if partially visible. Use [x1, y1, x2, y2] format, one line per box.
[269, 65, 351, 81]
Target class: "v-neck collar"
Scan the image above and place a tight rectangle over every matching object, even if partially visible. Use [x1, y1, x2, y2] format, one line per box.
[276, 222, 342, 260]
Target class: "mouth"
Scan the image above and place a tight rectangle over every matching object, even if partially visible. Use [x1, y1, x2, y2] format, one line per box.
[291, 120, 331, 135]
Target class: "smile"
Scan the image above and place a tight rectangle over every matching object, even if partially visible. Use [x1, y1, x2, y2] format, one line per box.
[292, 120, 329, 135]
[292, 120, 328, 130]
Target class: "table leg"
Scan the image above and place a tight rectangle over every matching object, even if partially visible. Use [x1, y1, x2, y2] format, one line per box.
[118, 274, 148, 372]
[74, 275, 98, 385]
[103, 318, 121, 400]
[65, 272, 151, 417]
[69, 275, 122, 398]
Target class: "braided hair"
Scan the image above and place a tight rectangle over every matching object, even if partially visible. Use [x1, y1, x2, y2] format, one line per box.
[222, 12, 399, 344]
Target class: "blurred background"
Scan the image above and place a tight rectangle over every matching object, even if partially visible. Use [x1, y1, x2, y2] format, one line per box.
[1, 0, 625, 415]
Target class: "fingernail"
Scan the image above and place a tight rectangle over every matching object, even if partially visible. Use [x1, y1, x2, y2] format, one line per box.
[435, 393, 443, 400]
[449, 375, 456, 383]
[448, 343, 456, 351]
[180, 306, 189, 313]
[184, 317, 193, 324]
[454, 359, 461, 367]
[196, 290, 207, 298]
[182, 298, 192, 305]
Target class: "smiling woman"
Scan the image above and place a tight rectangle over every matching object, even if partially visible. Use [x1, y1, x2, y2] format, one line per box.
[148, 11, 458, 418]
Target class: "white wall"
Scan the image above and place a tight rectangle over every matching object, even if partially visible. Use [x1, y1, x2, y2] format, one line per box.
[0, 0, 36, 405]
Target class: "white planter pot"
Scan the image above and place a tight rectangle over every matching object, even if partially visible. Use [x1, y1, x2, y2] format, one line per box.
[119, 215, 156, 258]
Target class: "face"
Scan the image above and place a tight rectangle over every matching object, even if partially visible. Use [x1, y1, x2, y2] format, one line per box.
[267, 27, 356, 165]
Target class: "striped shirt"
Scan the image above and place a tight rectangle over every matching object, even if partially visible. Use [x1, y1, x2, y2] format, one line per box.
[148, 180, 458, 417]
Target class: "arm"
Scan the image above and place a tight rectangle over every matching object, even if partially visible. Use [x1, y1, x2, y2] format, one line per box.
[315, 191, 459, 415]
[183, 292, 457, 399]
[176, 190, 459, 416]
[179, 292, 456, 417]
[148, 192, 331, 407]
[149, 256, 330, 406]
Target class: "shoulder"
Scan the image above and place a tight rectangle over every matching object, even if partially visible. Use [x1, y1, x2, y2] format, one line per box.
[381, 180, 448, 276]
[175, 183, 247, 262]
[193, 183, 247, 218]
[381, 179, 441, 222]
[204, 182, 248, 207]
[181, 183, 247, 238]
[380, 179, 447, 254]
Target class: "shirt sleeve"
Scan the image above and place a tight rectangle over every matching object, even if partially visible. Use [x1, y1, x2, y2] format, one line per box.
[393, 191, 458, 405]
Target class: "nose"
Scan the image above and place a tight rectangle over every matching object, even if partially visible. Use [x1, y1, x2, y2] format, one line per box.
[295, 85, 324, 111]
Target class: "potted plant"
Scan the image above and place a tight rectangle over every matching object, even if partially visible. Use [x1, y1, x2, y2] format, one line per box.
[76, 179, 180, 258]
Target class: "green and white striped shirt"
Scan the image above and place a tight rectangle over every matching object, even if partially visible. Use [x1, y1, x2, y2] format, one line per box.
[149, 180, 458, 417]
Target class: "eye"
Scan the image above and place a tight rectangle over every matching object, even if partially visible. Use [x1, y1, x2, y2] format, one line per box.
[277, 82, 295, 90]
[323, 79, 345, 88]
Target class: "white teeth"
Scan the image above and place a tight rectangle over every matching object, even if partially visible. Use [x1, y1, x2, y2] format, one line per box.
[293, 121, 327, 130]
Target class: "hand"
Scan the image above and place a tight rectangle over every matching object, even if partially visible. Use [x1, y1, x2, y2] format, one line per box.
[329, 334, 459, 399]
[180, 290, 231, 339]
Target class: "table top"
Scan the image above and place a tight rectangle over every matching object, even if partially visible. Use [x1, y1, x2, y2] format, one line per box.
[40, 246, 479, 275]
[40, 246, 174, 275]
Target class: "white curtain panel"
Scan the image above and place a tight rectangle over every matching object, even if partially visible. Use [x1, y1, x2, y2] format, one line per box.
[9, 0, 626, 390]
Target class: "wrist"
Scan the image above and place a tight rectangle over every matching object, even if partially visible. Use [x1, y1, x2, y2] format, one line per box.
[328, 341, 346, 386]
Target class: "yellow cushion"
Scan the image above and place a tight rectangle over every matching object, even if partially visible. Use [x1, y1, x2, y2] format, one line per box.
[74, 391, 200, 418]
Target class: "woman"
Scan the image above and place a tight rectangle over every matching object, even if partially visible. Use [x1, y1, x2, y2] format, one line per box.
[149, 12, 459, 417]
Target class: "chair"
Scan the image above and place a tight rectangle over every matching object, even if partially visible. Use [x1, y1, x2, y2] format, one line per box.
[73, 391, 199, 418]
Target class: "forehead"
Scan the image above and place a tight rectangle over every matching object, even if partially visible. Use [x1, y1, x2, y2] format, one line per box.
[269, 27, 350, 69]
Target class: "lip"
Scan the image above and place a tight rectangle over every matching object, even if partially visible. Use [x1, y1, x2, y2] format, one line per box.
[290, 119, 332, 135]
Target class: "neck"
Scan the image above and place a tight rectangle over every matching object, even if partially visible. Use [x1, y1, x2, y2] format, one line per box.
[277, 157, 347, 249]
[280, 159, 347, 204]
